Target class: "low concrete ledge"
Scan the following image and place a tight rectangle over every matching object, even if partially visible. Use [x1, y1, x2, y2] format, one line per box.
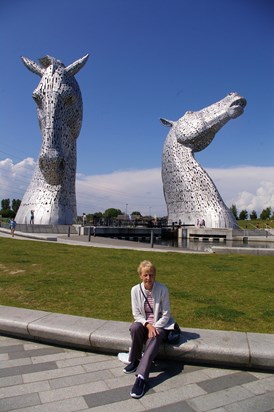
[0, 228, 57, 242]
[164, 328, 250, 368]
[0, 305, 273, 371]
[212, 246, 274, 256]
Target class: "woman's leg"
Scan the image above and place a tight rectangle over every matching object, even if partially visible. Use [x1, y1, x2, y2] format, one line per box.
[128, 322, 147, 362]
[136, 328, 167, 380]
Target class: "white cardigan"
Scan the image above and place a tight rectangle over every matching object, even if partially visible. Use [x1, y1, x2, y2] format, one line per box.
[131, 281, 174, 329]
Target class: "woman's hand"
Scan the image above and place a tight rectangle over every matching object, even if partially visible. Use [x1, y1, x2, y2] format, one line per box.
[146, 323, 159, 338]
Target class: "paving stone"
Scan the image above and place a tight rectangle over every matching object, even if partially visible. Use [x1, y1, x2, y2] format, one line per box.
[84, 385, 134, 408]
[23, 343, 53, 350]
[0, 375, 23, 388]
[0, 337, 24, 347]
[0, 361, 58, 378]
[49, 369, 113, 389]
[224, 390, 274, 412]
[108, 364, 131, 377]
[139, 383, 206, 409]
[0, 393, 40, 412]
[39, 380, 109, 403]
[182, 364, 206, 373]
[242, 376, 274, 395]
[31, 351, 86, 364]
[22, 365, 85, 383]
[8, 347, 65, 360]
[0, 358, 33, 369]
[82, 358, 121, 372]
[0, 344, 24, 354]
[3, 397, 88, 412]
[0, 381, 50, 400]
[105, 372, 139, 389]
[150, 369, 213, 392]
[250, 370, 274, 379]
[188, 386, 255, 411]
[83, 398, 145, 412]
[149, 401, 197, 411]
[56, 353, 107, 368]
[201, 367, 237, 379]
[197, 371, 258, 393]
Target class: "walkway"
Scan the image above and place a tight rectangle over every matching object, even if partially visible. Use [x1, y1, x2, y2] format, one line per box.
[1, 334, 274, 411]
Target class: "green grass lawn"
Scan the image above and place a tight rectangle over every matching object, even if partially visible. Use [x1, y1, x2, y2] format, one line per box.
[1, 237, 273, 334]
[236, 219, 274, 229]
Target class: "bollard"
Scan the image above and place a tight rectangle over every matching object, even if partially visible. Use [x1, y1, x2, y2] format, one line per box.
[68, 226, 70, 238]
[150, 230, 154, 248]
[88, 226, 92, 242]
[78, 226, 81, 236]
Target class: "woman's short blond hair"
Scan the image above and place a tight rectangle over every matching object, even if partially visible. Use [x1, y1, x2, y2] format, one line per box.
[137, 260, 156, 275]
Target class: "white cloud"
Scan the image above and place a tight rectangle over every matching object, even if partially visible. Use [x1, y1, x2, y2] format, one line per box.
[208, 166, 274, 214]
[76, 168, 165, 216]
[0, 157, 36, 199]
[1, 158, 273, 216]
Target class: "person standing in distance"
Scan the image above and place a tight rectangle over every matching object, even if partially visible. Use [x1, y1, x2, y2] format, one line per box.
[9, 218, 17, 237]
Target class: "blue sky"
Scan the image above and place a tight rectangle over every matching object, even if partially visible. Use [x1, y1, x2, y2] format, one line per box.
[0, 0, 273, 217]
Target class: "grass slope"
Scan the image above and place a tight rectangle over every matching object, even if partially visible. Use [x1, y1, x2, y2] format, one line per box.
[0, 237, 273, 333]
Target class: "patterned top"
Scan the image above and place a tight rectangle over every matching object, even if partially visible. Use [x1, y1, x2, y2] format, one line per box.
[144, 290, 154, 324]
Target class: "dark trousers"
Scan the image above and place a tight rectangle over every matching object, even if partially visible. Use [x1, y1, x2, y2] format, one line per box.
[129, 322, 167, 380]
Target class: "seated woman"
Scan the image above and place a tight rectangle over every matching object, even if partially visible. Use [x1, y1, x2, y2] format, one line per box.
[124, 260, 174, 399]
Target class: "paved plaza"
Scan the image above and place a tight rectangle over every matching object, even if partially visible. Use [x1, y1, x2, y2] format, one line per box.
[1, 334, 274, 412]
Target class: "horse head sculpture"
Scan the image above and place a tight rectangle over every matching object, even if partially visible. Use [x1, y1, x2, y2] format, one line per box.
[161, 92, 247, 228]
[16, 54, 89, 225]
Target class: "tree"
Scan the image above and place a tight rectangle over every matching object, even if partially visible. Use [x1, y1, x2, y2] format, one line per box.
[103, 208, 122, 219]
[250, 210, 257, 220]
[260, 207, 271, 220]
[93, 212, 103, 218]
[12, 199, 21, 214]
[239, 209, 248, 220]
[103, 208, 122, 226]
[1, 199, 10, 210]
[230, 204, 238, 220]
[131, 211, 142, 217]
[0, 198, 15, 218]
[93, 212, 103, 225]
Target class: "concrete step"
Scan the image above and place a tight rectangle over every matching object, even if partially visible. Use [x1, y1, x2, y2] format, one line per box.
[0, 305, 273, 371]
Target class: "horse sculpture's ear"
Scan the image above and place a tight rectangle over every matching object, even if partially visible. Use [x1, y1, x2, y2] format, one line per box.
[65, 54, 89, 77]
[21, 56, 44, 77]
[160, 118, 174, 128]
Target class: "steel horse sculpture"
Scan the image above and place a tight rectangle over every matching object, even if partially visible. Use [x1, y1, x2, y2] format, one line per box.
[16, 54, 89, 225]
[161, 92, 247, 228]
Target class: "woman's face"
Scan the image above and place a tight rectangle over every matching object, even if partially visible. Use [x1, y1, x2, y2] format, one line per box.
[140, 266, 156, 290]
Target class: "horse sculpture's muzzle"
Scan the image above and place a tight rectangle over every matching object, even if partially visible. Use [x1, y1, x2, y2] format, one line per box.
[39, 152, 65, 186]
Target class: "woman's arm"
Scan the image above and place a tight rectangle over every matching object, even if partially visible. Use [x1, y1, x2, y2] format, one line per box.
[154, 285, 171, 329]
[131, 285, 147, 325]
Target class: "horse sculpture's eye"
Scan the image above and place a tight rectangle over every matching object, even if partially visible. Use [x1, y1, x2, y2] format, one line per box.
[64, 95, 75, 106]
[32, 93, 43, 108]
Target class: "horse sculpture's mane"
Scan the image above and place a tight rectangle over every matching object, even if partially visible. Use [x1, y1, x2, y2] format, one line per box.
[15, 54, 89, 225]
[161, 92, 246, 228]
